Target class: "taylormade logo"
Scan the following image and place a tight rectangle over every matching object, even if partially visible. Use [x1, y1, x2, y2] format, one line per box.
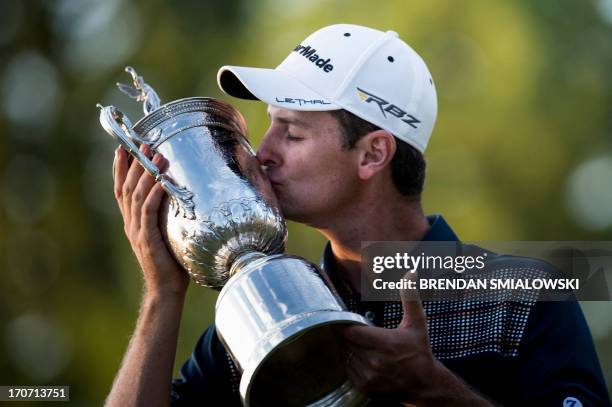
[293, 44, 334, 73]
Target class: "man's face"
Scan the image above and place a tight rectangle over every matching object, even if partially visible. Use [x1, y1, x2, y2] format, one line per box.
[256, 106, 361, 227]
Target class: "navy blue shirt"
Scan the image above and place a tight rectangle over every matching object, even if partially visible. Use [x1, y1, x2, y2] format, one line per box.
[172, 215, 611, 406]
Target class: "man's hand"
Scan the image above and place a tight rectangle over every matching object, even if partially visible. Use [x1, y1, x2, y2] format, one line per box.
[105, 145, 190, 407]
[339, 273, 494, 406]
[114, 145, 189, 297]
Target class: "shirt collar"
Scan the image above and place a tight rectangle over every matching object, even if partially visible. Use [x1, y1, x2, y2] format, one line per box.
[320, 214, 459, 274]
[421, 214, 459, 242]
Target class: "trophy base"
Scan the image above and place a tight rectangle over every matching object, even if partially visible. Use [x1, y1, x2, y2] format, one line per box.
[239, 312, 369, 407]
[215, 253, 370, 406]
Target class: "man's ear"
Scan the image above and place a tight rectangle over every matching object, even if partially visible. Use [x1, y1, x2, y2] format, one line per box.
[356, 130, 396, 180]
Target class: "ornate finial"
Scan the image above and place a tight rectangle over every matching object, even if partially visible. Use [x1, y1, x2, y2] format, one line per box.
[116, 66, 161, 115]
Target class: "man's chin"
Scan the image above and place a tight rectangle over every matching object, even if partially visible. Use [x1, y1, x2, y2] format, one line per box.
[277, 205, 311, 225]
[270, 186, 286, 209]
[276, 202, 296, 220]
[271, 190, 310, 223]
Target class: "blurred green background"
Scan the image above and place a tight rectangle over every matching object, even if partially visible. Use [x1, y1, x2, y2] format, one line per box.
[1, 0, 611, 404]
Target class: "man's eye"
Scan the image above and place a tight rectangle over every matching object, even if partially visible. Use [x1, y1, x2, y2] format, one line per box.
[287, 134, 304, 141]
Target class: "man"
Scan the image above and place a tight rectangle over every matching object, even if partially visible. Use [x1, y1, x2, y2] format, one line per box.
[105, 24, 610, 406]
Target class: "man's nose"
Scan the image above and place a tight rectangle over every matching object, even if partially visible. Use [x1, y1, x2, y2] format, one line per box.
[256, 132, 278, 168]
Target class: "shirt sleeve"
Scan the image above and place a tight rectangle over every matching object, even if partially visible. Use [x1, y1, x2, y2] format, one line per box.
[514, 300, 611, 406]
[171, 323, 242, 406]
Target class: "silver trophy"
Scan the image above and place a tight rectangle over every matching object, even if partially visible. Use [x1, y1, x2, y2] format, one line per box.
[98, 67, 370, 406]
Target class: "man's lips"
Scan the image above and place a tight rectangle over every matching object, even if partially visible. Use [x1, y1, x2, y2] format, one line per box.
[267, 175, 283, 186]
[261, 165, 280, 185]
[262, 167, 283, 188]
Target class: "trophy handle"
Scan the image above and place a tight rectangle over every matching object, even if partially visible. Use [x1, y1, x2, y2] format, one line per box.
[97, 104, 196, 219]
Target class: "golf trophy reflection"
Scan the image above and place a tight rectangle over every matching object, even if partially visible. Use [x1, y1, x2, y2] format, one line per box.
[98, 67, 370, 406]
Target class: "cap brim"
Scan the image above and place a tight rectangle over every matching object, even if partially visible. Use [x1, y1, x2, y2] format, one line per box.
[217, 66, 340, 111]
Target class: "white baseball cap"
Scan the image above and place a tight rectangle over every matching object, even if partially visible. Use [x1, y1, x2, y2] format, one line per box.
[217, 24, 437, 152]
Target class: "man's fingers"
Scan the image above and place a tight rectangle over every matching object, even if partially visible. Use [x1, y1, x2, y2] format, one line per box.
[346, 349, 396, 396]
[346, 355, 367, 383]
[132, 153, 161, 206]
[157, 154, 169, 173]
[141, 181, 166, 236]
[346, 350, 369, 390]
[122, 147, 147, 216]
[339, 325, 389, 350]
[124, 144, 154, 213]
[399, 271, 427, 329]
[129, 152, 161, 232]
[114, 147, 129, 216]
[114, 147, 128, 195]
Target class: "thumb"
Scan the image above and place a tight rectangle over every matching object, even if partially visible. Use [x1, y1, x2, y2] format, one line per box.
[398, 270, 426, 329]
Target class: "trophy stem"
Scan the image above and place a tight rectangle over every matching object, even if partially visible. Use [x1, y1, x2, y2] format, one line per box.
[230, 251, 266, 278]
